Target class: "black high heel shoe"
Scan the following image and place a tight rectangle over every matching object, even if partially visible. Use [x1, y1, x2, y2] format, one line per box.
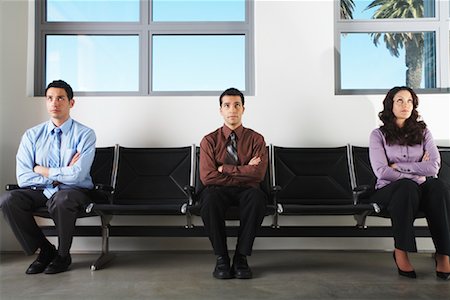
[393, 252, 416, 278]
[434, 254, 450, 281]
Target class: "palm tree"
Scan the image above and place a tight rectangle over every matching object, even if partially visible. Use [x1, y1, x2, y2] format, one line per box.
[366, 0, 425, 88]
[341, 0, 355, 19]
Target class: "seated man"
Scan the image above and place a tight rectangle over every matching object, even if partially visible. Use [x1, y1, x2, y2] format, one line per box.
[199, 87, 268, 279]
[0, 80, 97, 274]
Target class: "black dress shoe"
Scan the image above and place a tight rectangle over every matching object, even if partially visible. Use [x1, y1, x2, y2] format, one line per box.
[393, 252, 416, 279]
[26, 244, 57, 275]
[436, 271, 450, 280]
[44, 254, 72, 274]
[213, 255, 233, 279]
[232, 254, 252, 279]
[434, 254, 450, 280]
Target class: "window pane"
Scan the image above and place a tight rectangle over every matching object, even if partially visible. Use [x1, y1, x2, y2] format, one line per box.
[47, 0, 140, 22]
[152, 35, 245, 91]
[46, 35, 139, 92]
[340, 32, 436, 89]
[152, 0, 245, 22]
[340, 0, 435, 20]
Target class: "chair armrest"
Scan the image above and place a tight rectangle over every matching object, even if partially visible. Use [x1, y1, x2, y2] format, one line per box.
[352, 185, 374, 204]
[269, 185, 282, 207]
[183, 185, 196, 206]
[94, 184, 114, 193]
[5, 184, 20, 191]
[271, 185, 282, 193]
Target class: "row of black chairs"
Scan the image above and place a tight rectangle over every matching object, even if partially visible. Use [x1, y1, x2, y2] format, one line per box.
[6, 144, 450, 270]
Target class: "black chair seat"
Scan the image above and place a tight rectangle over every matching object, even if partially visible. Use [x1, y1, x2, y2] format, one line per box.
[188, 203, 277, 220]
[279, 203, 377, 215]
[90, 203, 185, 215]
[32, 206, 95, 218]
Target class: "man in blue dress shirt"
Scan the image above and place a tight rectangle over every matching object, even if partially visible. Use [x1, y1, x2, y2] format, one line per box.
[0, 80, 97, 274]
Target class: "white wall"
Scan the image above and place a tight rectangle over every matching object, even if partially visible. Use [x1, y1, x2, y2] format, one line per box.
[1, 0, 449, 253]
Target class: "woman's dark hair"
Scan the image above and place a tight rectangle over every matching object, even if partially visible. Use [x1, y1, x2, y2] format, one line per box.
[45, 80, 74, 100]
[219, 88, 244, 106]
[379, 86, 426, 146]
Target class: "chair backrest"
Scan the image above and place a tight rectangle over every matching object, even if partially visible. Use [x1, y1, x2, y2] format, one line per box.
[273, 146, 353, 205]
[438, 146, 450, 191]
[194, 146, 271, 197]
[90, 146, 115, 186]
[113, 146, 191, 205]
[351, 146, 377, 189]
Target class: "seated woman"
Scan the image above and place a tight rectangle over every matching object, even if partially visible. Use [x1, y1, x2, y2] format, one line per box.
[369, 86, 450, 280]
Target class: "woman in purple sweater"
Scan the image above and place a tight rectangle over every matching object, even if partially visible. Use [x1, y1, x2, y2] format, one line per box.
[369, 86, 450, 280]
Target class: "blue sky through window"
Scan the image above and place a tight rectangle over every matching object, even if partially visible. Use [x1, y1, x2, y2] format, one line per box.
[340, 1, 436, 90]
[153, 0, 245, 21]
[47, 0, 140, 22]
[152, 35, 245, 91]
[46, 35, 140, 92]
[45, 1, 248, 93]
[341, 33, 407, 89]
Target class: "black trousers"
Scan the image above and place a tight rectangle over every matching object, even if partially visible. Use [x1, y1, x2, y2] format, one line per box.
[0, 189, 93, 256]
[369, 178, 450, 255]
[200, 186, 267, 256]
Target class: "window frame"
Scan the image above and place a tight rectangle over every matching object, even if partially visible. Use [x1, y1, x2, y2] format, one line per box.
[35, 0, 254, 96]
[334, 0, 450, 95]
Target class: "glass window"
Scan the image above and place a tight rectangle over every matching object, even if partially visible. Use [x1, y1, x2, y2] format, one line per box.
[340, 32, 436, 89]
[47, 0, 140, 22]
[46, 35, 140, 92]
[336, 0, 449, 94]
[36, 0, 254, 96]
[152, 35, 245, 91]
[152, 0, 245, 22]
[340, 0, 436, 20]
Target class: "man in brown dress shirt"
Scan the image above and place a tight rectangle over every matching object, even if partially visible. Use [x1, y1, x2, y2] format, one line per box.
[199, 87, 268, 279]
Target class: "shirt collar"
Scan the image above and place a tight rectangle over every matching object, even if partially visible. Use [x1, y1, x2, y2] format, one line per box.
[222, 124, 244, 140]
[47, 117, 73, 135]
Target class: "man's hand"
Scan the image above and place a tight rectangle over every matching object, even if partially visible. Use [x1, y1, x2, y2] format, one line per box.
[69, 152, 80, 166]
[248, 156, 261, 166]
[33, 165, 49, 178]
[218, 165, 224, 173]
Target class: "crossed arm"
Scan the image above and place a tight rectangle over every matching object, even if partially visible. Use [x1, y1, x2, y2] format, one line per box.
[217, 156, 262, 173]
[33, 152, 80, 185]
[369, 129, 440, 184]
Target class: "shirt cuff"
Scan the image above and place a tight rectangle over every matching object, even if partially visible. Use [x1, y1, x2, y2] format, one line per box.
[222, 164, 233, 175]
[396, 163, 412, 173]
[48, 167, 61, 181]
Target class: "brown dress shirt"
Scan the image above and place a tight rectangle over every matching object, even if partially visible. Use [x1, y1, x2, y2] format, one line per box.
[199, 124, 268, 188]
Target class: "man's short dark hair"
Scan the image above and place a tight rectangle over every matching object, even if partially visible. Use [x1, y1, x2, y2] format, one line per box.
[45, 80, 74, 100]
[219, 88, 244, 106]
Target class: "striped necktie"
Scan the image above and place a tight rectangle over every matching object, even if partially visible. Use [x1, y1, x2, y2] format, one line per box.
[226, 131, 239, 165]
[43, 127, 62, 198]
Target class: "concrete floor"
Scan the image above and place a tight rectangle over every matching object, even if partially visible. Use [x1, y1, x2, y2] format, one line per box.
[1, 250, 449, 300]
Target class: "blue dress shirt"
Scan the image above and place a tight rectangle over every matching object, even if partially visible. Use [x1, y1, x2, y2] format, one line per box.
[16, 118, 96, 197]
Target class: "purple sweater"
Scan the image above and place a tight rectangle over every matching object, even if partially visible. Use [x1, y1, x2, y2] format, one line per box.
[369, 128, 440, 189]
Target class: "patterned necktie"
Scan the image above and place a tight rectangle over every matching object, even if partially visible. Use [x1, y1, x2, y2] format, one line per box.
[226, 131, 239, 165]
[44, 127, 62, 198]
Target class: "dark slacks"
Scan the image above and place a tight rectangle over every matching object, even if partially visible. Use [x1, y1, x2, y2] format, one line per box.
[200, 186, 267, 256]
[369, 178, 450, 255]
[0, 189, 93, 256]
